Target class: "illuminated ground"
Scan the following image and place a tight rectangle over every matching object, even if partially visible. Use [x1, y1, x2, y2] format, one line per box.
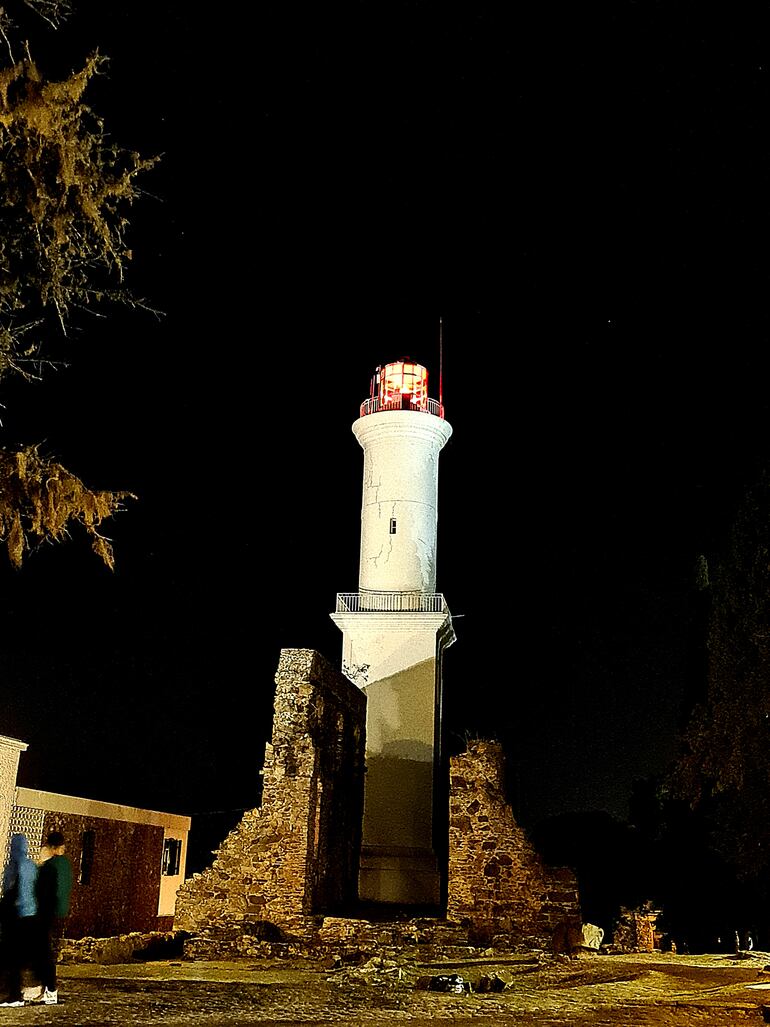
[3, 950, 770, 1024]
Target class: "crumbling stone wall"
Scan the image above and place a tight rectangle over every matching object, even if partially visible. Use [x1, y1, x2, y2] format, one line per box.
[447, 740, 580, 947]
[175, 650, 366, 939]
[612, 908, 660, 952]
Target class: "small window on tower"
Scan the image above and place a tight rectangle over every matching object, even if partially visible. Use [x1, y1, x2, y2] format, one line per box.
[390, 518, 397, 534]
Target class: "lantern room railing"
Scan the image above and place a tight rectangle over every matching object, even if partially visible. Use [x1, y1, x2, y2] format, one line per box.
[336, 591, 449, 613]
[359, 396, 444, 418]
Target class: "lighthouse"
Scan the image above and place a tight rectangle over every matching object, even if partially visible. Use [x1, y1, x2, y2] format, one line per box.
[331, 359, 455, 906]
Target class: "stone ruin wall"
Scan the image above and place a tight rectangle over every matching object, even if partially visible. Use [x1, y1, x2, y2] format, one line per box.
[175, 649, 366, 941]
[175, 658, 580, 955]
[447, 740, 581, 947]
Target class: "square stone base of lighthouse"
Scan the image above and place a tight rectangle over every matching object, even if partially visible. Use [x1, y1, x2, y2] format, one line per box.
[330, 610, 454, 907]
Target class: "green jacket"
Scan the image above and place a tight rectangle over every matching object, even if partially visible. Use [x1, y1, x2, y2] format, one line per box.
[36, 854, 73, 919]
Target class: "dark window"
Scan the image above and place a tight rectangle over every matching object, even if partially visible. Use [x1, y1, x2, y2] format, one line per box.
[79, 830, 95, 885]
[389, 518, 397, 534]
[162, 838, 182, 876]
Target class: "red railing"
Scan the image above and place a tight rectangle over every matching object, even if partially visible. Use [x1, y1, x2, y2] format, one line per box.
[359, 396, 444, 418]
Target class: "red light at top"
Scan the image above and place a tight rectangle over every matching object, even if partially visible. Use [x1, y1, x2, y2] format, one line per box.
[380, 361, 428, 405]
[360, 359, 444, 418]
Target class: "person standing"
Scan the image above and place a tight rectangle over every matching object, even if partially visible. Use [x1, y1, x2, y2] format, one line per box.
[0, 834, 38, 1007]
[31, 830, 73, 1006]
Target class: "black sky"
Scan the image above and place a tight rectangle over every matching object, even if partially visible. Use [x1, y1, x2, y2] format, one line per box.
[2, 2, 770, 861]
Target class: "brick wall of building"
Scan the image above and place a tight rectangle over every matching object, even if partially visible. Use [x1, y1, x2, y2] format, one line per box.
[39, 812, 165, 939]
[175, 649, 366, 940]
[447, 740, 580, 947]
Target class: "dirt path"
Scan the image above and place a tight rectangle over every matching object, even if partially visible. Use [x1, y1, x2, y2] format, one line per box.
[0, 950, 767, 1025]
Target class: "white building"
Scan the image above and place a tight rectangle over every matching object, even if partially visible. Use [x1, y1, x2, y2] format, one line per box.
[0, 733, 190, 937]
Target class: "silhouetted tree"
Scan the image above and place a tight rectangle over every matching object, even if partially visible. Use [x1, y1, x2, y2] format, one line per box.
[669, 471, 770, 895]
[0, 1, 154, 567]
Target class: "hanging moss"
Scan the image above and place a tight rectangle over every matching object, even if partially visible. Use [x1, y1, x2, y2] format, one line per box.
[0, 443, 135, 569]
[0, 4, 157, 568]
[0, 52, 158, 379]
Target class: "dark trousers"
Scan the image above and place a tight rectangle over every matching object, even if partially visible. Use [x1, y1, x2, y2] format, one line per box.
[0, 914, 35, 1002]
[34, 915, 64, 992]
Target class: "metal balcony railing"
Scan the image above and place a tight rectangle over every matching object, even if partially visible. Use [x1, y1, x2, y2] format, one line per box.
[335, 592, 448, 613]
[359, 396, 444, 418]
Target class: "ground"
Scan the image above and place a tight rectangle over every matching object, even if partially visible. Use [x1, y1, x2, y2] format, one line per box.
[3, 949, 770, 1025]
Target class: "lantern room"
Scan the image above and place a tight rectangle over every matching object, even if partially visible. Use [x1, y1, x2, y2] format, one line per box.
[360, 359, 444, 418]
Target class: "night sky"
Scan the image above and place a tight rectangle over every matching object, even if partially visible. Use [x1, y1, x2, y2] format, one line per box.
[2, 2, 769, 868]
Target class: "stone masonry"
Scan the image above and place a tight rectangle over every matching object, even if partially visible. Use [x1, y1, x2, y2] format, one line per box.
[447, 740, 581, 947]
[175, 664, 580, 956]
[175, 650, 366, 941]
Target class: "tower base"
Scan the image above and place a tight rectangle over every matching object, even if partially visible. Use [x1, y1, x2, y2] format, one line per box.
[359, 845, 441, 906]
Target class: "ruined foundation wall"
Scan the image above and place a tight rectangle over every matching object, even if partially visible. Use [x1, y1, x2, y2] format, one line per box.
[447, 740, 580, 946]
[175, 650, 366, 938]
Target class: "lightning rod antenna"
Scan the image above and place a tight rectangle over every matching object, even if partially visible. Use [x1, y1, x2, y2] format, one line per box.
[439, 316, 444, 412]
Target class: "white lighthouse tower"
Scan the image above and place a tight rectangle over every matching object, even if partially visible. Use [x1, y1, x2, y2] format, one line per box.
[331, 359, 454, 906]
